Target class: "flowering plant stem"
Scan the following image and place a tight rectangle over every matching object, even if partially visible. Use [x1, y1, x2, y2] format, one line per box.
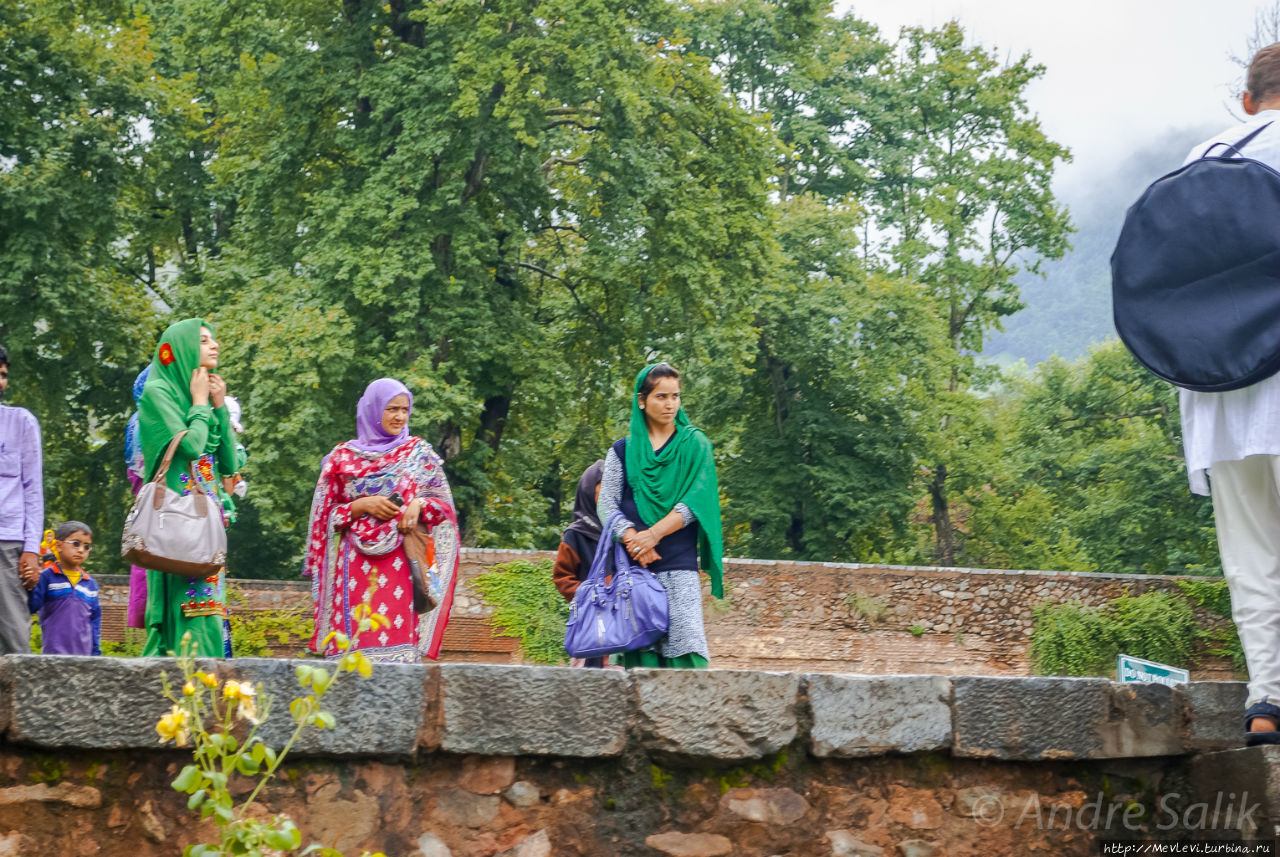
[158, 589, 388, 856]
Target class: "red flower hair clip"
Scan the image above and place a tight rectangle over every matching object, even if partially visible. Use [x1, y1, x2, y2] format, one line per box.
[158, 343, 175, 366]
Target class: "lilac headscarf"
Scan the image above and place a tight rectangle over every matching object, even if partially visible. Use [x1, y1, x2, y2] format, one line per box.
[348, 378, 414, 453]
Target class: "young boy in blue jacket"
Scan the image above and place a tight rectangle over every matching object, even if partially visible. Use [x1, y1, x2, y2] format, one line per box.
[28, 521, 100, 655]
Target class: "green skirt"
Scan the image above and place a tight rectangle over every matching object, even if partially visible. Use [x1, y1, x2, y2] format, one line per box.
[141, 569, 228, 658]
[615, 651, 708, 669]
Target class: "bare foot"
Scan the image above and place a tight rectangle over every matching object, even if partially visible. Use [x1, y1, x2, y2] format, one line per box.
[1250, 716, 1277, 732]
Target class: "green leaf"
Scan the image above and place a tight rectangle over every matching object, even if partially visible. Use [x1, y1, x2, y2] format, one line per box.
[172, 765, 202, 793]
[187, 789, 207, 810]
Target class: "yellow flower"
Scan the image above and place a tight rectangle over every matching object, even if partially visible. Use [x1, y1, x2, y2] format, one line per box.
[156, 705, 190, 746]
[182, 680, 196, 697]
[223, 680, 259, 724]
[194, 671, 217, 689]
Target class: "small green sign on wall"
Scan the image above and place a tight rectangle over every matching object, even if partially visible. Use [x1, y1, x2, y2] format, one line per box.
[1117, 653, 1190, 686]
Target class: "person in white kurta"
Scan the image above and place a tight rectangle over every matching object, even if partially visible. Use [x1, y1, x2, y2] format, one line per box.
[1181, 43, 1280, 743]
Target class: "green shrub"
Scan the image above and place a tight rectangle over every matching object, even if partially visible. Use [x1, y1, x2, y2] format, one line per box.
[1110, 592, 1196, 667]
[472, 559, 569, 665]
[102, 628, 146, 657]
[1031, 591, 1201, 677]
[230, 607, 313, 658]
[1030, 602, 1120, 676]
[1176, 578, 1245, 674]
[845, 594, 888, 624]
[908, 624, 927, 637]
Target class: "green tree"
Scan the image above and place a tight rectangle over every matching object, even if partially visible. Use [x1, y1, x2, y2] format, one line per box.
[130, 0, 777, 574]
[0, 0, 166, 571]
[865, 23, 1073, 565]
[960, 342, 1217, 574]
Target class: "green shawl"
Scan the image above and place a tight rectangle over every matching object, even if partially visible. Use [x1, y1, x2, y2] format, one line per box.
[624, 364, 725, 598]
[138, 318, 211, 481]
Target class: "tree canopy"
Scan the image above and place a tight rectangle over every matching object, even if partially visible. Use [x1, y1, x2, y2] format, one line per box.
[1, 0, 1215, 579]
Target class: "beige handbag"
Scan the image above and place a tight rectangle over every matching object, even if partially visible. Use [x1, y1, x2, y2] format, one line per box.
[121, 431, 227, 577]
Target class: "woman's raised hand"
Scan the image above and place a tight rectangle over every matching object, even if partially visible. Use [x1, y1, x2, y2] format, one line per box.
[352, 495, 401, 521]
[208, 373, 227, 408]
[190, 367, 210, 406]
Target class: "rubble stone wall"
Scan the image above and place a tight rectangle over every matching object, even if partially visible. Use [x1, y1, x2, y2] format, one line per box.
[0, 656, 1256, 856]
[95, 551, 1239, 678]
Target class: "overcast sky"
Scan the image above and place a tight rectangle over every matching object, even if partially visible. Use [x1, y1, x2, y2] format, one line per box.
[838, 0, 1269, 196]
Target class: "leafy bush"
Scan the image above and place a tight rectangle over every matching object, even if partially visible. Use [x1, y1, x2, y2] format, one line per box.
[230, 607, 313, 658]
[845, 594, 889, 624]
[1030, 602, 1119, 676]
[1031, 591, 1200, 677]
[1110, 592, 1195, 667]
[1177, 578, 1245, 674]
[102, 628, 146, 657]
[472, 559, 569, 665]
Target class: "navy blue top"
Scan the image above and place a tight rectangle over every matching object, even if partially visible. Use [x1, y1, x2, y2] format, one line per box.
[28, 565, 101, 656]
[611, 437, 698, 573]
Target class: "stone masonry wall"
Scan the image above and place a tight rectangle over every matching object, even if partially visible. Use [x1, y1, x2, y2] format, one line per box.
[0, 656, 1263, 856]
[95, 551, 1238, 678]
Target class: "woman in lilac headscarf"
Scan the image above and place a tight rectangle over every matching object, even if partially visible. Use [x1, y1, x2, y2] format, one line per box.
[303, 379, 459, 663]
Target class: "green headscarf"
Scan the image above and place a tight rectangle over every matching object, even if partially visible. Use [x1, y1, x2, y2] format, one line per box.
[624, 363, 725, 598]
[138, 317, 209, 479]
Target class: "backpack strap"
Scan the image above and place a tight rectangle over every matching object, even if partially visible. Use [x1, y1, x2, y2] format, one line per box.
[1203, 121, 1274, 159]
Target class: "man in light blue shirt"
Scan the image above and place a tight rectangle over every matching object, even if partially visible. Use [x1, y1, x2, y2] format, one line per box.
[0, 344, 43, 654]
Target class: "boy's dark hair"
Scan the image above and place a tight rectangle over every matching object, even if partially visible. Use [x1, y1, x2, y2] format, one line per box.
[1249, 43, 1280, 103]
[55, 521, 92, 541]
[639, 362, 680, 400]
[0, 344, 7, 369]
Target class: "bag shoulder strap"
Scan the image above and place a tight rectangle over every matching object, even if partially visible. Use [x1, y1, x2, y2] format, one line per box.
[150, 430, 190, 485]
[1202, 120, 1274, 160]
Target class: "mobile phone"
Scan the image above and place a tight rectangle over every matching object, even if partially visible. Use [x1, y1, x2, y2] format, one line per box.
[389, 491, 404, 507]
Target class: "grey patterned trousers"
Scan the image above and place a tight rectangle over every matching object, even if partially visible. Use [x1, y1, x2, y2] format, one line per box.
[0, 542, 31, 654]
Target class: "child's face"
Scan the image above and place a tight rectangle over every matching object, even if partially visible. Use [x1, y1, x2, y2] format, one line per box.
[57, 531, 93, 568]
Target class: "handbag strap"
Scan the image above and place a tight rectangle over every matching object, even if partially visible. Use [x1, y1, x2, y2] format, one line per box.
[587, 511, 643, 583]
[148, 430, 210, 518]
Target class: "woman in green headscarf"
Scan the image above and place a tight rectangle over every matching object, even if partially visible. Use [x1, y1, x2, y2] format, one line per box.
[596, 362, 724, 668]
[137, 318, 239, 658]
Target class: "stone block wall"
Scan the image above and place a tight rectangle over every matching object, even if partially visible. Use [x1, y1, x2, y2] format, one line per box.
[0, 656, 1265, 856]
[93, 551, 1238, 677]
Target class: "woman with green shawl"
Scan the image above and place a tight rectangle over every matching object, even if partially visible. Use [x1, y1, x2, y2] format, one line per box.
[597, 362, 724, 668]
[137, 318, 239, 658]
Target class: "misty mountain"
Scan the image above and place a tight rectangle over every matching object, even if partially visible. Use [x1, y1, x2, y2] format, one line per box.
[983, 124, 1223, 366]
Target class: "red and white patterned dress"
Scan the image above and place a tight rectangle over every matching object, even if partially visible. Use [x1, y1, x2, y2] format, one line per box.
[303, 437, 459, 663]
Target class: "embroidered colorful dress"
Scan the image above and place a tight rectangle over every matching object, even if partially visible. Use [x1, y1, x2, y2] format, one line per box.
[304, 379, 459, 664]
[137, 318, 238, 658]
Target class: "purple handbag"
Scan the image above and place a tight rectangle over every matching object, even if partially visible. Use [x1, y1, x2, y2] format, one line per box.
[564, 512, 671, 659]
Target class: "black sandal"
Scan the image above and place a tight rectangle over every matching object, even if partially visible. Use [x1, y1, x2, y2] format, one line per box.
[1244, 701, 1280, 746]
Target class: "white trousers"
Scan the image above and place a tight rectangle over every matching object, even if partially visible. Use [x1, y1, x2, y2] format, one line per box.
[1210, 456, 1280, 707]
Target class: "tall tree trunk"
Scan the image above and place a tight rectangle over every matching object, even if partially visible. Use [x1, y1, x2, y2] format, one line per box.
[475, 394, 511, 453]
[786, 499, 804, 555]
[438, 421, 462, 459]
[929, 463, 954, 566]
